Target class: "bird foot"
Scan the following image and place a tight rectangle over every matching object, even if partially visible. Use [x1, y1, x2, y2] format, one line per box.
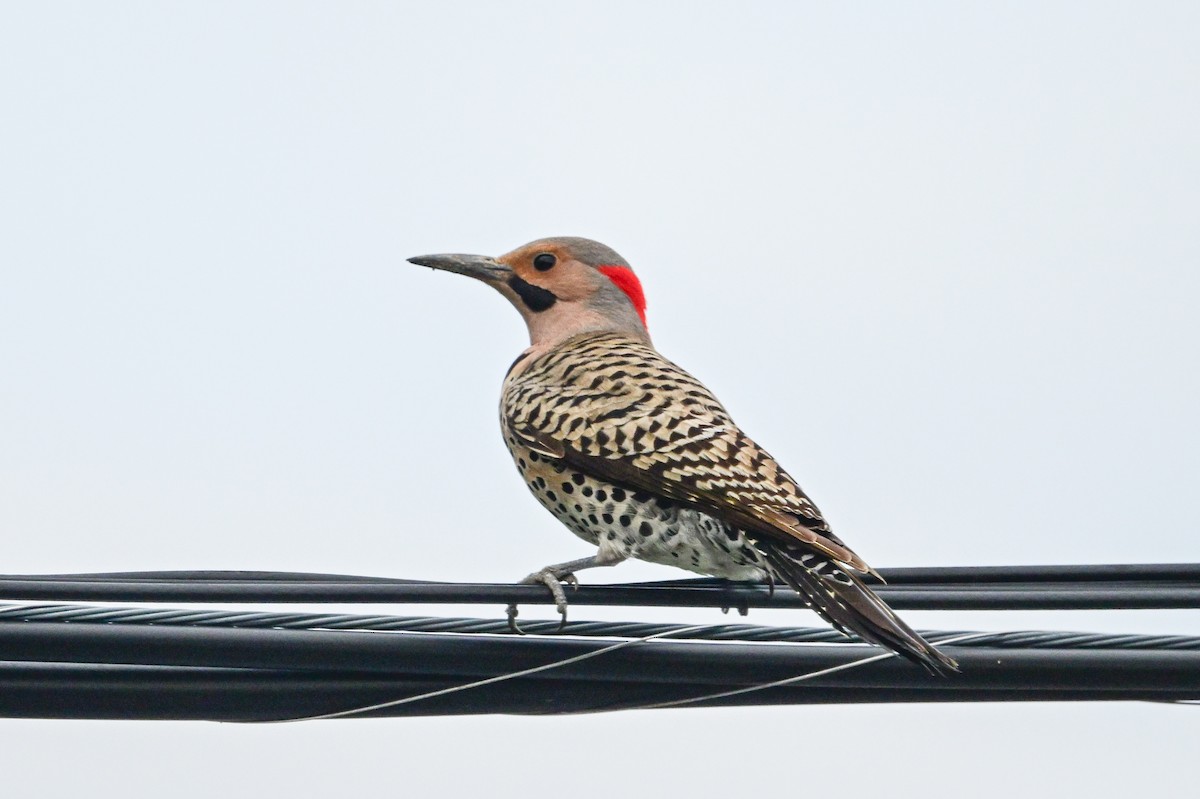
[719, 600, 751, 617]
[506, 568, 578, 634]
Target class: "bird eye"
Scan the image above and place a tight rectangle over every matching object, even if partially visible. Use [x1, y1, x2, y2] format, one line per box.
[533, 253, 556, 271]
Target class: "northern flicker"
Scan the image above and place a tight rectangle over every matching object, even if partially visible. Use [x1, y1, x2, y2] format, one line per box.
[408, 237, 958, 674]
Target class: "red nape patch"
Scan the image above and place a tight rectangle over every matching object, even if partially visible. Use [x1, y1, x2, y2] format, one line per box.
[597, 265, 648, 327]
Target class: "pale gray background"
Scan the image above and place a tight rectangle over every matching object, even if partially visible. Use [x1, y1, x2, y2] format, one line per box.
[1, 2, 1197, 795]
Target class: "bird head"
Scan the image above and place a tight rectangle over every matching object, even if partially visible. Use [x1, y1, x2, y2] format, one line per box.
[408, 237, 650, 347]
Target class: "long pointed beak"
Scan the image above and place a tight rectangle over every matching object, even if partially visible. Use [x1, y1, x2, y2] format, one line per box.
[407, 253, 511, 282]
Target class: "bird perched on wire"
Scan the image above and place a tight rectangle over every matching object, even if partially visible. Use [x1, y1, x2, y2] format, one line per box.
[408, 237, 957, 674]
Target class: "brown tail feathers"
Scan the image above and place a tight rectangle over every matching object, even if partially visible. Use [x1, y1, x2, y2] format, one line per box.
[759, 542, 959, 676]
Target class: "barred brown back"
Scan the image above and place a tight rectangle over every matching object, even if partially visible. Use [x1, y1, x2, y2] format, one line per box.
[502, 331, 866, 570]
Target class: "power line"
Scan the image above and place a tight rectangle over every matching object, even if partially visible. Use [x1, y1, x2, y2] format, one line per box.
[1, 563, 1198, 609]
[0, 604, 1196, 719]
[0, 564, 1196, 720]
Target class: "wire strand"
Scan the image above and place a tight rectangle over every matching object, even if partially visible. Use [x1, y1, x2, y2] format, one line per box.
[620, 631, 995, 712]
[267, 624, 714, 722]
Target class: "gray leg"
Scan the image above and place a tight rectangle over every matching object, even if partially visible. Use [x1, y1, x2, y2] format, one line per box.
[507, 551, 627, 633]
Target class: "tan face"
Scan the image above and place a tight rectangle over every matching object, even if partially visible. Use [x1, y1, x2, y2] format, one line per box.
[497, 241, 607, 304]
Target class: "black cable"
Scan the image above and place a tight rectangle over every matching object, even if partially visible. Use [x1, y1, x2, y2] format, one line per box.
[0, 606, 1198, 720]
[1, 563, 1198, 609]
[29, 562, 1200, 583]
[1, 661, 1194, 721]
[0, 563, 1196, 719]
[3, 602, 1198, 651]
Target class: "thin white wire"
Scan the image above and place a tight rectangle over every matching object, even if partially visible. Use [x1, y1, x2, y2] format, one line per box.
[267, 624, 713, 722]
[270, 629, 992, 721]
[619, 631, 996, 712]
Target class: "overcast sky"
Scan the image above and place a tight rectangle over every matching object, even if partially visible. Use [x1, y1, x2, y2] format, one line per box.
[1, 2, 1197, 795]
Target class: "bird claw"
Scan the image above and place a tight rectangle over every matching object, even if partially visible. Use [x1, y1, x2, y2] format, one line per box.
[506, 602, 525, 634]
[719, 599, 751, 617]
[720, 579, 753, 617]
[507, 568, 575, 634]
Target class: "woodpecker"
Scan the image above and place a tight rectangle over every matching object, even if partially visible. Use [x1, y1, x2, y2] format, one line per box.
[408, 237, 957, 674]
